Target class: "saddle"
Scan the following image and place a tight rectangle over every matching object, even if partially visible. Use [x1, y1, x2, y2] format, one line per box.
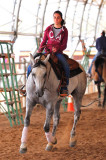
[48, 53, 82, 88]
[34, 53, 82, 91]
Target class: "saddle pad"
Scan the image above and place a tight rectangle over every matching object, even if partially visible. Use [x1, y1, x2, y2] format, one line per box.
[67, 58, 79, 70]
[49, 58, 83, 80]
[34, 53, 83, 80]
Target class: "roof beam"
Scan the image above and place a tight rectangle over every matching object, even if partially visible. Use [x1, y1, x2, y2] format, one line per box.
[12, 0, 22, 41]
[93, 0, 104, 44]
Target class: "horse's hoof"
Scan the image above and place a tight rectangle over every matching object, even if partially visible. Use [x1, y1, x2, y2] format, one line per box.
[52, 137, 57, 145]
[19, 143, 27, 154]
[45, 143, 53, 151]
[69, 140, 77, 147]
[69, 137, 77, 147]
[19, 147, 27, 154]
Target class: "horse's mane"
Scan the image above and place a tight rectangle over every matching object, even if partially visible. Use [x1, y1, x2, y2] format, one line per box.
[33, 53, 46, 68]
[32, 60, 46, 68]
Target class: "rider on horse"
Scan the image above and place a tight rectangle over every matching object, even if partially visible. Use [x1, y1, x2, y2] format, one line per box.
[87, 30, 106, 77]
[27, 10, 70, 96]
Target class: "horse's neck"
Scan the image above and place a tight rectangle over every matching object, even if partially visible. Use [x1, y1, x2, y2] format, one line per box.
[45, 62, 59, 91]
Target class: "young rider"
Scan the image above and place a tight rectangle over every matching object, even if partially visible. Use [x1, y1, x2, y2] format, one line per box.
[37, 10, 70, 96]
[26, 11, 70, 96]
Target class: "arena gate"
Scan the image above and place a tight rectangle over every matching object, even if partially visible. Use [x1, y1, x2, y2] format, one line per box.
[0, 41, 23, 127]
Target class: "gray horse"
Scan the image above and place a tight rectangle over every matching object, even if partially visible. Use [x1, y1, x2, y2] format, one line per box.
[20, 53, 87, 153]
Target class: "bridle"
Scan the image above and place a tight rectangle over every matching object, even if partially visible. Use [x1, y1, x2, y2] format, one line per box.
[31, 57, 51, 96]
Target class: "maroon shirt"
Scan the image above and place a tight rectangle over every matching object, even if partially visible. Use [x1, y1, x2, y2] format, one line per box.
[38, 24, 68, 54]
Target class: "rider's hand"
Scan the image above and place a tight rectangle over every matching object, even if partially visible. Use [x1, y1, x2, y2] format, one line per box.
[52, 47, 57, 53]
[36, 50, 40, 53]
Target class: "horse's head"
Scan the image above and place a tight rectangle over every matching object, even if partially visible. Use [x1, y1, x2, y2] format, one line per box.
[30, 53, 50, 97]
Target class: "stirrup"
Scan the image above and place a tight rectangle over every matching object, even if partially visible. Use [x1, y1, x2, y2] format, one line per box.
[60, 87, 68, 97]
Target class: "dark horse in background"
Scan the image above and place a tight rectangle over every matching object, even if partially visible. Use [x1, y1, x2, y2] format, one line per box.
[91, 54, 106, 107]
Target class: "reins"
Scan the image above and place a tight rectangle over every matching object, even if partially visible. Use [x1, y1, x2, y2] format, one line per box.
[43, 65, 52, 92]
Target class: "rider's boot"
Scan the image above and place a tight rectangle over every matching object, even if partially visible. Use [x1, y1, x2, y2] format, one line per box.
[60, 86, 68, 97]
[60, 76, 68, 97]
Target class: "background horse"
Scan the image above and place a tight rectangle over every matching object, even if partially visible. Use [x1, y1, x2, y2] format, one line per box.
[91, 55, 106, 107]
[20, 53, 87, 153]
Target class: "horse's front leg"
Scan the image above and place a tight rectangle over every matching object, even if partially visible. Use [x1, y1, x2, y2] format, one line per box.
[52, 100, 61, 137]
[44, 102, 56, 151]
[45, 100, 61, 151]
[19, 98, 35, 153]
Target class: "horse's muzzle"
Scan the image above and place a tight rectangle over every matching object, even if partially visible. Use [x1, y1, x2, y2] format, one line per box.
[35, 90, 44, 97]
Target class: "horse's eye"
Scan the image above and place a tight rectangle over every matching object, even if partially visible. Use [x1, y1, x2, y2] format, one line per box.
[44, 73, 47, 78]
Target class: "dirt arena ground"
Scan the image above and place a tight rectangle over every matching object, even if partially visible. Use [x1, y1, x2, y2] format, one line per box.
[0, 93, 106, 160]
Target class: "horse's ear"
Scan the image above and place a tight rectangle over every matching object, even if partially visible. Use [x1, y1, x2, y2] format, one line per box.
[43, 54, 50, 65]
[30, 53, 35, 66]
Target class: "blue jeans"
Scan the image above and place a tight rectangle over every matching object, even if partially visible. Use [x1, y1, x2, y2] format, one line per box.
[27, 64, 31, 78]
[56, 53, 70, 85]
[88, 51, 106, 74]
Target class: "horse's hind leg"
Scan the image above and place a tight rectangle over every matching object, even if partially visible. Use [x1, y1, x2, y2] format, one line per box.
[103, 84, 106, 108]
[69, 91, 82, 147]
[20, 98, 35, 153]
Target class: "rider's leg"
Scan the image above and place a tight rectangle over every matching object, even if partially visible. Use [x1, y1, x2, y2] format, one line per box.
[20, 64, 32, 96]
[27, 64, 32, 78]
[88, 52, 101, 75]
[56, 53, 70, 95]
